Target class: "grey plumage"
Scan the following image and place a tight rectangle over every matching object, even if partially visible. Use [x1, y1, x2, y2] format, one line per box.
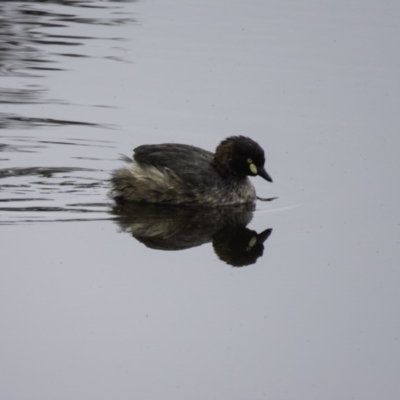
[110, 136, 271, 206]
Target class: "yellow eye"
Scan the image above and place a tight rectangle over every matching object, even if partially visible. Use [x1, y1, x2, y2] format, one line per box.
[248, 237, 257, 247]
[247, 158, 253, 164]
[246, 237, 257, 251]
[249, 163, 257, 174]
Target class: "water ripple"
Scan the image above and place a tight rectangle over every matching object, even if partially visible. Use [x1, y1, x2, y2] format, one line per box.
[0, 164, 111, 224]
[0, 0, 135, 223]
[0, 0, 135, 128]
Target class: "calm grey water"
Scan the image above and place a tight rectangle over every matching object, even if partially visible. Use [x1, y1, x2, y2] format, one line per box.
[1, 1, 399, 399]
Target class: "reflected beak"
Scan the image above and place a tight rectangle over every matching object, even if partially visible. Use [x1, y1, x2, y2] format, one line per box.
[258, 166, 273, 183]
[257, 228, 273, 244]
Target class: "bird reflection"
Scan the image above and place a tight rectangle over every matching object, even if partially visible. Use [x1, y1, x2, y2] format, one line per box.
[111, 203, 273, 267]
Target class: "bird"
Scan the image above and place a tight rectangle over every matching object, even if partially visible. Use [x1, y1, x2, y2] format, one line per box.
[110, 135, 272, 206]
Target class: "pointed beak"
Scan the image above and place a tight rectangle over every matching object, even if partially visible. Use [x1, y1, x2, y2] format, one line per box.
[257, 228, 273, 244]
[258, 166, 273, 183]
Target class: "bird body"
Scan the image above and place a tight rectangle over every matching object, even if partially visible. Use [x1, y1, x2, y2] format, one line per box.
[110, 136, 272, 206]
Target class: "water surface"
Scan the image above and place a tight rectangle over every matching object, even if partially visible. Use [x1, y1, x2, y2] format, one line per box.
[1, 1, 399, 399]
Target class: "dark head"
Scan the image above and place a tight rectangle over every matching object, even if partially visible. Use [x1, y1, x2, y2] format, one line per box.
[214, 136, 273, 182]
